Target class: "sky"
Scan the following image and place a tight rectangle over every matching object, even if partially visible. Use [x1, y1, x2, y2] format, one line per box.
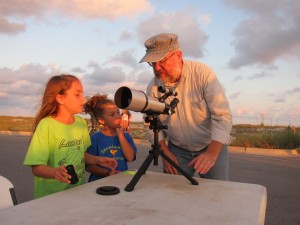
[0, 0, 299, 126]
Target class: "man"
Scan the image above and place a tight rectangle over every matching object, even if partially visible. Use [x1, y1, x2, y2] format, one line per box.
[139, 33, 232, 180]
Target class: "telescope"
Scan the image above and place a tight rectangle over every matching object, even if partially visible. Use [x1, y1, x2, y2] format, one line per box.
[114, 86, 179, 115]
[114, 86, 198, 192]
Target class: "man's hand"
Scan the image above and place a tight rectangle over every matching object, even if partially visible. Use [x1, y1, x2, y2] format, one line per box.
[188, 141, 223, 175]
[160, 140, 179, 175]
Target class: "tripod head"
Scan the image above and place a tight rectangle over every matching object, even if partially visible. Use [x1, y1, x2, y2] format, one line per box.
[144, 113, 168, 131]
[144, 86, 179, 132]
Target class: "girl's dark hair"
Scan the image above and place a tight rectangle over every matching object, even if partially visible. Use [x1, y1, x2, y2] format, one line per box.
[83, 94, 114, 134]
[32, 74, 80, 132]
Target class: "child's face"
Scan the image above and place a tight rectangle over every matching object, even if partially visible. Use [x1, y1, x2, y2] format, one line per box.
[58, 80, 85, 115]
[101, 103, 122, 129]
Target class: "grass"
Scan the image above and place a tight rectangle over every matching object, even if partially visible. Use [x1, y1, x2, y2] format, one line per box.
[0, 116, 34, 132]
[0, 116, 148, 139]
[231, 124, 300, 149]
[1, 116, 299, 149]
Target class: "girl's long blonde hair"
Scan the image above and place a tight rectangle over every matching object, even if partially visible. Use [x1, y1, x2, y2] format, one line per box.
[32, 74, 79, 132]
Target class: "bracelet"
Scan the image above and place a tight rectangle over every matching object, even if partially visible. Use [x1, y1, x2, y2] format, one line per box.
[106, 170, 110, 177]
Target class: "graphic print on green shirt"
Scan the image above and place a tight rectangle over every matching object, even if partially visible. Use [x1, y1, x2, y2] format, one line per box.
[23, 116, 91, 198]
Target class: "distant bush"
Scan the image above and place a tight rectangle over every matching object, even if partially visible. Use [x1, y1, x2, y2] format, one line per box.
[0, 116, 34, 132]
[129, 128, 148, 139]
[231, 126, 300, 149]
[1, 116, 299, 149]
[271, 127, 300, 149]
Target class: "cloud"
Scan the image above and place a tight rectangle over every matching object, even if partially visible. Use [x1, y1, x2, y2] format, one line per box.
[286, 87, 300, 94]
[274, 97, 285, 103]
[0, 63, 100, 116]
[269, 86, 300, 104]
[105, 49, 138, 68]
[231, 105, 256, 124]
[197, 14, 212, 27]
[234, 106, 251, 116]
[248, 71, 273, 80]
[86, 62, 126, 85]
[71, 66, 86, 74]
[0, 0, 153, 35]
[52, 0, 153, 20]
[233, 75, 243, 82]
[136, 70, 153, 85]
[231, 102, 300, 126]
[119, 30, 134, 41]
[0, 64, 52, 96]
[0, 1, 45, 17]
[0, 62, 137, 116]
[136, 8, 208, 58]
[277, 105, 300, 126]
[225, 0, 300, 68]
[0, 64, 54, 116]
[0, 67, 16, 84]
[229, 92, 241, 99]
[0, 16, 26, 35]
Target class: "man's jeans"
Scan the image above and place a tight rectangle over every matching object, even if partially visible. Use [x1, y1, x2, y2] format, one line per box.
[167, 141, 229, 180]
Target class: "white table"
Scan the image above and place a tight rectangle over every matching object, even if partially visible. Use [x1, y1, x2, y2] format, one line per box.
[0, 171, 267, 225]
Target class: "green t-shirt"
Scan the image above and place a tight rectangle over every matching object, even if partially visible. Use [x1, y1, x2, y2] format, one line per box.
[24, 116, 91, 198]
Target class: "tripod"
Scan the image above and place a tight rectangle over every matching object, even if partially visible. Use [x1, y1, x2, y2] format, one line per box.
[124, 114, 199, 192]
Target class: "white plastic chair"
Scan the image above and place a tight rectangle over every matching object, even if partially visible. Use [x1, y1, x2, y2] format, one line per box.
[0, 175, 18, 210]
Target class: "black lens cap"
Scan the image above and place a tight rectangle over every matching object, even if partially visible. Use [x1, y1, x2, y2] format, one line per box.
[96, 186, 120, 195]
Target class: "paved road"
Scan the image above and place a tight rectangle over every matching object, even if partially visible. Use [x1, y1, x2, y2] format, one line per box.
[0, 134, 299, 225]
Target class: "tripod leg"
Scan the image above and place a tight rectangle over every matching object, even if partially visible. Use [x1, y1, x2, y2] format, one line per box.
[160, 151, 199, 185]
[125, 152, 155, 192]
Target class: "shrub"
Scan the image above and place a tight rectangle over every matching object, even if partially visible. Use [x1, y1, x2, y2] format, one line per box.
[231, 127, 300, 149]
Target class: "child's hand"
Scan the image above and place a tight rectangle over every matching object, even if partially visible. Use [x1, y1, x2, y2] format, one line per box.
[115, 119, 128, 134]
[111, 170, 122, 175]
[120, 119, 129, 130]
[54, 166, 71, 183]
[98, 157, 118, 170]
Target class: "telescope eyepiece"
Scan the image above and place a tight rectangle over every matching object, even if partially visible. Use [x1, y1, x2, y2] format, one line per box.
[158, 86, 177, 96]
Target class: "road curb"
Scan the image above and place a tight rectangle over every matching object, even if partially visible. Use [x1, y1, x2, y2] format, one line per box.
[0, 130, 32, 136]
[228, 146, 299, 156]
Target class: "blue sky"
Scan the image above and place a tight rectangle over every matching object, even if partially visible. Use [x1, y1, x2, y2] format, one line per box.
[0, 0, 299, 126]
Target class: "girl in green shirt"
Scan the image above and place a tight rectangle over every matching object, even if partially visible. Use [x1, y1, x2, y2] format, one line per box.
[24, 74, 117, 198]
